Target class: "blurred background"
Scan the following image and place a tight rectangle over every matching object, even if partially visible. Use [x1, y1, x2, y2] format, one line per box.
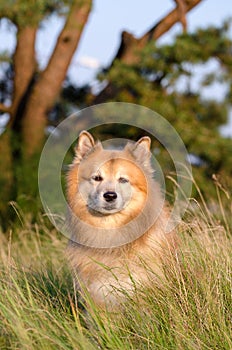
[0, 0, 232, 228]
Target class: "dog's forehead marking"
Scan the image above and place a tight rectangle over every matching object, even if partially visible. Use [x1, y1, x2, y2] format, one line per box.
[98, 158, 117, 178]
[100, 157, 142, 179]
[80, 148, 141, 178]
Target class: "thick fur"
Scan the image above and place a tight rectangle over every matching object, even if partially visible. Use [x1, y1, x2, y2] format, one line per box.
[66, 131, 177, 309]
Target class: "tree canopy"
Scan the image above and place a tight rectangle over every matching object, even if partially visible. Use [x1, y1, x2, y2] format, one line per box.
[0, 0, 231, 223]
[92, 21, 232, 197]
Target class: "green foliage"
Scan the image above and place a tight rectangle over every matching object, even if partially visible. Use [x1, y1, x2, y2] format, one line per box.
[0, 0, 71, 26]
[98, 21, 232, 198]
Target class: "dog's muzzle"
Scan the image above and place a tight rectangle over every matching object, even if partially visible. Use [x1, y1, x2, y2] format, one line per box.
[103, 191, 117, 202]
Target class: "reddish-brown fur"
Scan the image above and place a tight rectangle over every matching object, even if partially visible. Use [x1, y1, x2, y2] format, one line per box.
[66, 131, 177, 309]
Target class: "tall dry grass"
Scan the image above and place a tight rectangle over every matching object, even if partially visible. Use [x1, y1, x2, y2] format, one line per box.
[0, 187, 231, 349]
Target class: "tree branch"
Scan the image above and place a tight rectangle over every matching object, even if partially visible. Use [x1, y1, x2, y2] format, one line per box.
[114, 0, 203, 64]
[21, 0, 92, 156]
[93, 0, 203, 104]
[31, 0, 92, 111]
[173, 0, 187, 32]
[141, 0, 201, 43]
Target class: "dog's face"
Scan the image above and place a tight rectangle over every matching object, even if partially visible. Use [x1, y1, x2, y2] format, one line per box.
[67, 131, 153, 226]
[78, 156, 145, 215]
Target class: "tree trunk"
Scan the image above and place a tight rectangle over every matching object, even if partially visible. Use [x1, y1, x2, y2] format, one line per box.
[0, 130, 13, 223]
[21, 0, 92, 157]
[0, 1, 92, 219]
[0, 25, 36, 220]
[10, 26, 37, 128]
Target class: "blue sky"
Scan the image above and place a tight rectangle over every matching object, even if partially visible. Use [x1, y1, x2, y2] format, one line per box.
[1, 0, 232, 85]
[0, 0, 232, 135]
[69, 0, 232, 84]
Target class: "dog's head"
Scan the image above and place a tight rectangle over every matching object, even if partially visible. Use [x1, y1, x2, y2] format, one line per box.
[67, 131, 154, 224]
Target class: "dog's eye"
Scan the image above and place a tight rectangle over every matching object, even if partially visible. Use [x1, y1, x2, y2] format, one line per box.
[118, 177, 129, 184]
[92, 175, 103, 182]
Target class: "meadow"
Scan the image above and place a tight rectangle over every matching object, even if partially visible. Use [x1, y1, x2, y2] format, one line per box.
[0, 190, 231, 350]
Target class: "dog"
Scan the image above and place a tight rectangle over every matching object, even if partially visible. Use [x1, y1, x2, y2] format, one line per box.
[66, 130, 177, 309]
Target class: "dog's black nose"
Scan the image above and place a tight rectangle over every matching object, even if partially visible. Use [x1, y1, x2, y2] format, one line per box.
[103, 191, 117, 202]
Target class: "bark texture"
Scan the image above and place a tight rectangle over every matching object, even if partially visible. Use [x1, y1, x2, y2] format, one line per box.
[10, 26, 37, 127]
[0, 0, 92, 157]
[21, 0, 92, 156]
[0, 0, 92, 218]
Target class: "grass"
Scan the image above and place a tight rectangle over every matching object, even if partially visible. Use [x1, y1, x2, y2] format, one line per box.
[0, 195, 231, 350]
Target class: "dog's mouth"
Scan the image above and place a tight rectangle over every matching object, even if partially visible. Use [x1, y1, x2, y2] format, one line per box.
[88, 205, 122, 215]
[103, 206, 119, 212]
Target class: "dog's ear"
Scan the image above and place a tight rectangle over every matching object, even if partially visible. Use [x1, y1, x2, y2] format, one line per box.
[75, 130, 96, 161]
[128, 136, 152, 169]
[136, 136, 151, 152]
